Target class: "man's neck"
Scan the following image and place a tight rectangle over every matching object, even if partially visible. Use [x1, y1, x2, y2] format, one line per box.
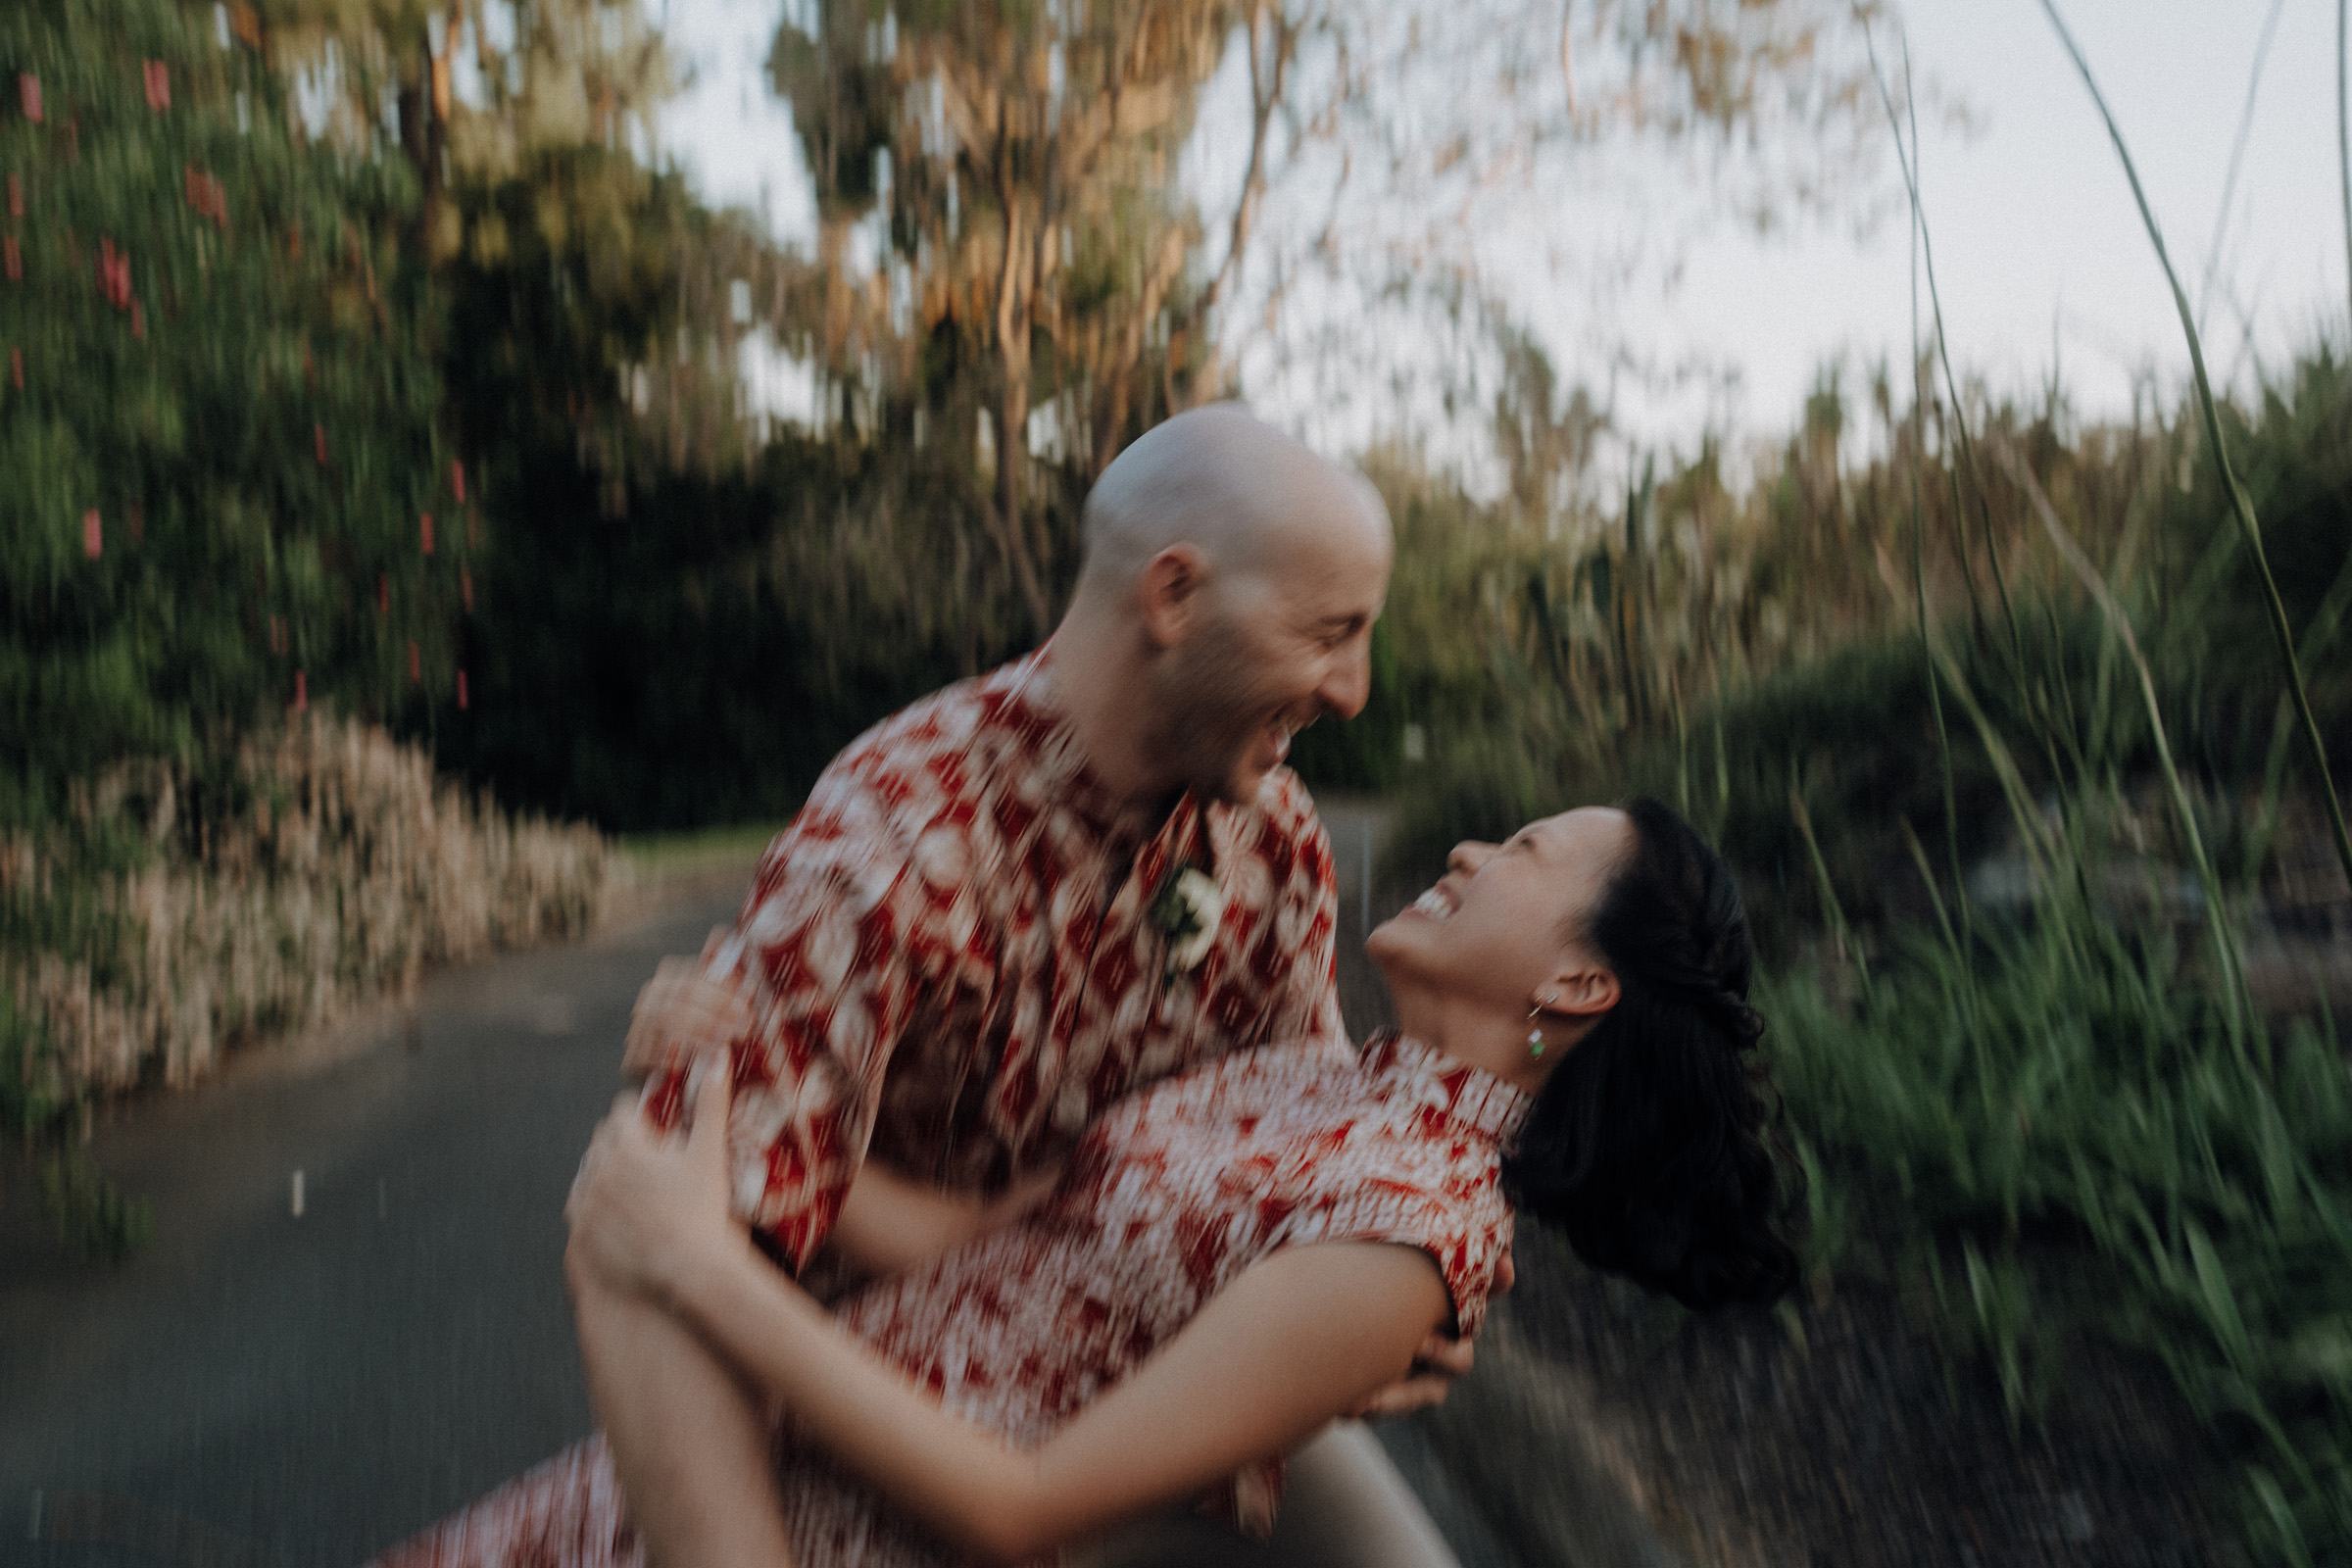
[1041, 610, 1174, 808]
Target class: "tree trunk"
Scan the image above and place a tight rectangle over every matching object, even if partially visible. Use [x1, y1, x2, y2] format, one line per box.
[992, 157, 1051, 641]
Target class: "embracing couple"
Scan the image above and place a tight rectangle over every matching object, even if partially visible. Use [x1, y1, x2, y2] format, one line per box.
[377, 406, 1798, 1568]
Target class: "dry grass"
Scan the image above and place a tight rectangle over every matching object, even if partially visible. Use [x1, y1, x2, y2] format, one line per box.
[3, 715, 618, 1112]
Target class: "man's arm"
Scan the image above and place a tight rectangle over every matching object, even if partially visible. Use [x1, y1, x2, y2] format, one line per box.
[832, 1156, 1069, 1277]
[621, 947, 754, 1080]
[629, 784, 945, 1272]
[623, 949, 1062, 1278]
[581, 787, 935, 1568]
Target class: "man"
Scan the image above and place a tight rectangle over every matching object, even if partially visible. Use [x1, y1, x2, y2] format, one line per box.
[574, 405, 1471, 1566]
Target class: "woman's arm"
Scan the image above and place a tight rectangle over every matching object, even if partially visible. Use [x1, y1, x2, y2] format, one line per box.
[675, 1225, 1446, 1562]
[568, 1071, 1451, 1566]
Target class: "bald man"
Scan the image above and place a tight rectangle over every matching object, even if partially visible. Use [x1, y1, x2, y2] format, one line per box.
[572, 407, 1464, 1567]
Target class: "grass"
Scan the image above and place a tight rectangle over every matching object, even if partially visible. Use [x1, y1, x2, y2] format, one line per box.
[618, 818, 795, 881]
[1766, 890, 2352, 1560]
[2037, 0, 2352, 899]
[1395, 571, 2352, 1559]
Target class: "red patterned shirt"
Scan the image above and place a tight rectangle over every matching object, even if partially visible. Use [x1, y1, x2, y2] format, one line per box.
[646, 648, 1348, 1271]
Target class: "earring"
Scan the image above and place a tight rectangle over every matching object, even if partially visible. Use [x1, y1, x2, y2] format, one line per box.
[1526, 994, 1555, 1057]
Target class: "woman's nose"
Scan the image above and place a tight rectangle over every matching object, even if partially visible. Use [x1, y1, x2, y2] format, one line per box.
[1447, 841, 1495, 874]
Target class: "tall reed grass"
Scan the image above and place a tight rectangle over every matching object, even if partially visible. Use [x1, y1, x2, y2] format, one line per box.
[1373, 33, 2352, 1544]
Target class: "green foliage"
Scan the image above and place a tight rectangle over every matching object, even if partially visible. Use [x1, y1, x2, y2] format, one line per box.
[1373, 337, 2352, 1563]
[1286, 616, 1405, 791]
[0, 985, 65, 1138]
[1765, 900, 2352, 1561]
[8, 930, 151, 1266]
[423, 148, 990, 827]
[1385, 347, 2352, 952]
[765, 0, 1231, 644]
[0, 0, 455, 828]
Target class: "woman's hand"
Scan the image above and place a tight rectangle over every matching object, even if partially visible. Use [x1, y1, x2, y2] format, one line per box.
[621, 944, 759, 1080]
[565, 1063, 744, 1309]
[1347, 1246, 1515, 1418]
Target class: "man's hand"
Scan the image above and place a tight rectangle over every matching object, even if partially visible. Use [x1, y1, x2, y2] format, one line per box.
[566, 1063, 743, 1307]
[622, 942, 759, 1080]
[1346, 1247, 1515, 1418]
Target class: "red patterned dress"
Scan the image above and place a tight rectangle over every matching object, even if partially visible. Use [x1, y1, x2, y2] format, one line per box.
[646, 646, 1348, 1272]
[373, 1031, 1527, 1568]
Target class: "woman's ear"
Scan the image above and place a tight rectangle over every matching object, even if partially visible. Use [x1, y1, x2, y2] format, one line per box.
[1136, 544, 1210, 651]
[1542, 960, 1618, 1020]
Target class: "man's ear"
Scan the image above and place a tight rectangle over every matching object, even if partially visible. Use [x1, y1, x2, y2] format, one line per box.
[1543, 960, 1619, 1020]
[1137, 544, 1210, 651]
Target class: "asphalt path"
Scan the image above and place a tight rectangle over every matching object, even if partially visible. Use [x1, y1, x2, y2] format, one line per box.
[0, 877, 752, 1566]
[0, 803, 1525, 1568]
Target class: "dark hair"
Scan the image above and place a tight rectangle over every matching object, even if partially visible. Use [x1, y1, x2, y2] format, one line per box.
[1500, 798, 1800, 1309]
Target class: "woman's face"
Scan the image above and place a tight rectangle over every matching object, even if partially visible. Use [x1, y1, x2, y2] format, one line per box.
[1367, 807, 1633, 1006]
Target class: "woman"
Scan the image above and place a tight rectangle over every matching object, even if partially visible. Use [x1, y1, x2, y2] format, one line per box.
[376, 799, 1796, 1567]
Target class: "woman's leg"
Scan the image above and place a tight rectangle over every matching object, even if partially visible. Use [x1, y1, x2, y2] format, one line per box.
[571, 1265, 800, 1568]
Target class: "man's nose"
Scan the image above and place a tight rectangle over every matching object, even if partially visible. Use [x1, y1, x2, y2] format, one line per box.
[1317, 640, 1373, 720]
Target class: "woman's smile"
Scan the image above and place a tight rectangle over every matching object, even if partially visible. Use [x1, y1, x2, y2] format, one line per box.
[1404, 883, 1458, 921]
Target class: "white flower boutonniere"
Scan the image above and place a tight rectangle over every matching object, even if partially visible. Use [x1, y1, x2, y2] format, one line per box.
[1150, 865, 1226, 977]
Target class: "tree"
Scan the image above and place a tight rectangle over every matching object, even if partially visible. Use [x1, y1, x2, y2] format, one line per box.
[263, 0, 675, 264]
[0, 0, 452, 820]
[766, 0, 1885, 643]
[770, 0, 1247, 646]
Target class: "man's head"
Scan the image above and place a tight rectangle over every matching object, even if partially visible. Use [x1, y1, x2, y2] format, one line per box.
[1066, 405, 1394, 806]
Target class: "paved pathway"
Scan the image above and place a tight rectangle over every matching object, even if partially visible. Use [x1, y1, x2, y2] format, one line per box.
[1, 880, 748, 1565]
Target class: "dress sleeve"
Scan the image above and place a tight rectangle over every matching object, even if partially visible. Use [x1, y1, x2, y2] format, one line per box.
[642, 760, 937, 1273]
[1285, 1164, 1515, 1342]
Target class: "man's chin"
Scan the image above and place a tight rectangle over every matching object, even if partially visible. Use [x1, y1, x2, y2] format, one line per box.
[1196, 758, 1274, 808]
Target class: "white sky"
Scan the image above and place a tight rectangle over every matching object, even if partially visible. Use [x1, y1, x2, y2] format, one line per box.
[645, 0, 2352, 470]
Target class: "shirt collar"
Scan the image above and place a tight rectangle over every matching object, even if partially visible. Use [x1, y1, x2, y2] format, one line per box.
[1360, 1029, 1536, 1148]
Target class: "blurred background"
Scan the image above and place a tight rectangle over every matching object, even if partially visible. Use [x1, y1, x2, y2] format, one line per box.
[5, 0, 2352, 1563]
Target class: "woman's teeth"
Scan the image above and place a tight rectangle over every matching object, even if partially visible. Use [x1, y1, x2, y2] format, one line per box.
[1409, 886, 1455, 921]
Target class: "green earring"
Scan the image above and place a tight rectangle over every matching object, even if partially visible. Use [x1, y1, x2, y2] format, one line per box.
[1527, 994, 1555, 1057]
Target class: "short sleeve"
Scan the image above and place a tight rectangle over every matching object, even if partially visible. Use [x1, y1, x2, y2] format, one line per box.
[1279, 1158, 1514, 1341]
[642, 754, 945, 1272]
